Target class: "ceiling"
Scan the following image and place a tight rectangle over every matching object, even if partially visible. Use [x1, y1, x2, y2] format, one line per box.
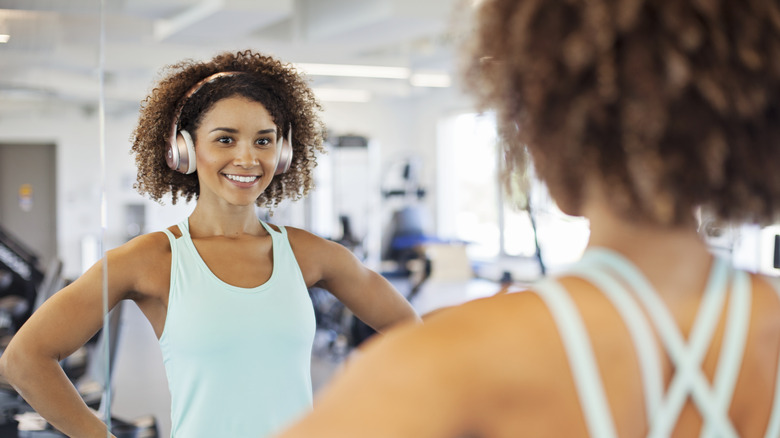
[0, 0, 462, 117]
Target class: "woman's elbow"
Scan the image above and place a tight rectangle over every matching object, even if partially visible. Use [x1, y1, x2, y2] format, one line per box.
[0, 342, 23, 383]
[376, 308, 421, 333]
[0, 340, 40, 387]
[0, 350, 9, 381]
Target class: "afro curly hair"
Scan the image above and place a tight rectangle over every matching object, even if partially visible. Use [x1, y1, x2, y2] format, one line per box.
[462, 0, 780, 225]
[131, 49, 326, 209]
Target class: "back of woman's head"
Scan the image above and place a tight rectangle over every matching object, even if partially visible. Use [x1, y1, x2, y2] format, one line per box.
[463, 0, 780, 225]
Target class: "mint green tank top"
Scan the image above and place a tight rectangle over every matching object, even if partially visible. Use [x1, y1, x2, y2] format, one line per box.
[159, 219, 316, 438]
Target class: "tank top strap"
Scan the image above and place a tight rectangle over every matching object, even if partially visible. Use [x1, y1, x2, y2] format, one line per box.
[160, 225, 183, 255]
[531, 278, 619, 438]
[160, 227, 177, 244]
[159, 226, 181, 293]
[762, 277, 780, 438]
[177, 219, 191, 236]
[579, 248, 742, 438]
[259, 220, 285, 238]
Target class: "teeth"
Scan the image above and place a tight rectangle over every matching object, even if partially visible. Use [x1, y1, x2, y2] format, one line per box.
[225, 174, 257, 183]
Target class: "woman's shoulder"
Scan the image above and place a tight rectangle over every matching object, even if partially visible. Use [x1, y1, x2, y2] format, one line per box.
[104, 230, 176, 300]
[413, 279, 640, 384]
[276, 224, 321, 240]
[104, 229, 175, 273]
[389, 290, 574, 376]
[746, 273, 780, 344]
[421, 281, 617, 343]
[352, 291, 595, 422]
[278, 225, 345, 254]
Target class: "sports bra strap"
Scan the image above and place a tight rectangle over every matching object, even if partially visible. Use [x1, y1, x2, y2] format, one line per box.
[532, 278, 618, 438]
[579, 249, 741, 437]
[702, 270, 750, 438]
[568, 265, 664, 421]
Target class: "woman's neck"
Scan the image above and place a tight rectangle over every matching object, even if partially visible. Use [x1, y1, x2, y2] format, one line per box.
[583, 200, 714, 298]
[585, 203, 706, 255]
[188, 202, 265, 238]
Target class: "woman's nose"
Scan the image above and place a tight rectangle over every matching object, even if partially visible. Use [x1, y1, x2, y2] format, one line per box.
[233, 143, 259, 168]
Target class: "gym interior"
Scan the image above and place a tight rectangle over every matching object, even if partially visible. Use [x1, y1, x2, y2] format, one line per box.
[1, 1, 779, 437]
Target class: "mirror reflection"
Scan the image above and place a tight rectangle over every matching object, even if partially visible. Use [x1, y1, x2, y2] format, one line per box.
[1, 1, 777, 438]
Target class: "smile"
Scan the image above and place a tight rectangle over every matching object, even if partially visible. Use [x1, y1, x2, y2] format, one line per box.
[224, 174, 259, 183]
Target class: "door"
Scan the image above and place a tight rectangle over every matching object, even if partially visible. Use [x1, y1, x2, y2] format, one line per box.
[0, 143, 57, 268]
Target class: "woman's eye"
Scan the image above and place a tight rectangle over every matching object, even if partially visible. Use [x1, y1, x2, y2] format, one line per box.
[217, 136, 233, 144]
[256, 138, 271, 146]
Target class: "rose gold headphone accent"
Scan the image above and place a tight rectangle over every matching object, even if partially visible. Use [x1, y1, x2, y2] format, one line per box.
[275, 125, 293, 175]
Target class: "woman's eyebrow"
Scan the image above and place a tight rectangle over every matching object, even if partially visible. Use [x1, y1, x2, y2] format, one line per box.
[210, 127, 238, 133]
[208, 127, 276, 134]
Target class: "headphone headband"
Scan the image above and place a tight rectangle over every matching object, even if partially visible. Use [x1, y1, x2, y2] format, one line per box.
[168, 71, 243, 151]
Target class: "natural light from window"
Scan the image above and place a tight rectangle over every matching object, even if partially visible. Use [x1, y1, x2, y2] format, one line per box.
[437, 112, 591, 270]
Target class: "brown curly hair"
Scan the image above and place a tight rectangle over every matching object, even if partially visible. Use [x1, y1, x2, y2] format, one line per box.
[462, 0, 780, 225]
[131, 49, 326, 208]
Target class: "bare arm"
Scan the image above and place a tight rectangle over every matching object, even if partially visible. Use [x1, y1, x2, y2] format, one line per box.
[288, 227, 420, 332]
[0, 234, 166, 438]
[274, 307, 479, 438]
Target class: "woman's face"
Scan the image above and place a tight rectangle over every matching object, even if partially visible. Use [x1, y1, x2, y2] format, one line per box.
[193, 95, 279, 208]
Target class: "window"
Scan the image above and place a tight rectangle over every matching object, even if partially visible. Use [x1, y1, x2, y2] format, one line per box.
[437, 112, 589, 270]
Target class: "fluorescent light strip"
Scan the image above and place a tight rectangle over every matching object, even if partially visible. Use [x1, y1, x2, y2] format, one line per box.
[295, 62, 451, 89]
[297, 63, 409, 79]
[313, 87, 371, 103]
[410, 73, 451, 88]
[0, 35, 9, 43]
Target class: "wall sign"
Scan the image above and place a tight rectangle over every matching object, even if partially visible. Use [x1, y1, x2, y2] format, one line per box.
[18, 183, 33, 212]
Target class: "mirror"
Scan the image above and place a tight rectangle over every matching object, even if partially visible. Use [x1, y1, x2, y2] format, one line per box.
[0, 1, 466, 437]
[0, 1, 117, 436]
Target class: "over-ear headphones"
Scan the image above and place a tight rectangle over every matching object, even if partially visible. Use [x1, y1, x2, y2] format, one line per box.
[275, 125, 293, 175]
[166, 71, 294, 176]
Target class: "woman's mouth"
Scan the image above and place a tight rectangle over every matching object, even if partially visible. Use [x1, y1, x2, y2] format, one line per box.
[224, 174, 260, 186]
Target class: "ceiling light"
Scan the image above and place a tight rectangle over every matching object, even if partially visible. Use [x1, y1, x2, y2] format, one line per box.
[312, 87, 371, 103]
[0, 35, 9, 43]
[410, 72, 451, 88]
[296, 63, 409, 79]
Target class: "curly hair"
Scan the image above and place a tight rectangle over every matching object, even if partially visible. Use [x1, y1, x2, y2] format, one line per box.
[462, 0, 780, 225]
[131, 49, 326, 208]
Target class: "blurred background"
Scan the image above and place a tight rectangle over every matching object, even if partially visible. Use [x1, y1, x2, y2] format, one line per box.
[0, 1, 778, 437]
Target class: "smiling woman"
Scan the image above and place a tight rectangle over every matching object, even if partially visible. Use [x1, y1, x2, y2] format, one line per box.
[0, 49, 420, 438]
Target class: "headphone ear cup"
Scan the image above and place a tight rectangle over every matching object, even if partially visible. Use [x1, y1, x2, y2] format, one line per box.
[274, 126, 293, 176]
[176, 130, 197, 174]
[166, 138, 181, 172]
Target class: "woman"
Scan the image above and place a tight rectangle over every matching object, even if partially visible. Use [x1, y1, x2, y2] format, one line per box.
[0, 49, 419, 438]
[275, 0, 780, 436]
